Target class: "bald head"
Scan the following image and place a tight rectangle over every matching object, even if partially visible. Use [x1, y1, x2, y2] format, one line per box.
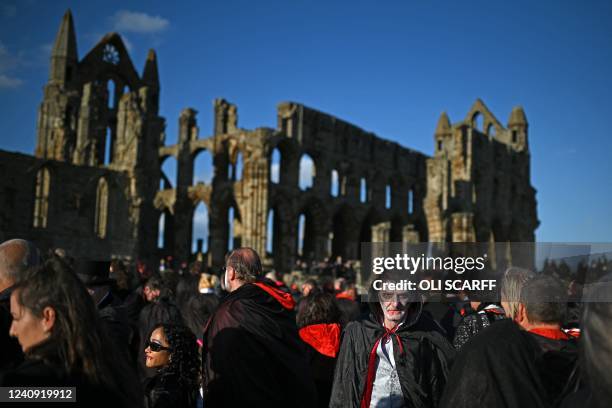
[226, 247, 262, 283]
[0, 239, 41, 290]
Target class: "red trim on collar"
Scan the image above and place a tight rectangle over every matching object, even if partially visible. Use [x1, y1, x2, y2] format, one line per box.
[336, 290, 356, 301]
[253, 282, 295, 310]
[529, 327, 570, 340]
[360, 324, 406, 408]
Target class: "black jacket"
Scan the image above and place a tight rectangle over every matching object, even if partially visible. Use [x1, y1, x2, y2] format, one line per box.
[0, 286, 23, 372]
[202, 282, 316, 407]
[143, 372, 196, 408]
[0, 339, 126, 408]
[528, 331, 579, 407]
[330, 300, 456, 408]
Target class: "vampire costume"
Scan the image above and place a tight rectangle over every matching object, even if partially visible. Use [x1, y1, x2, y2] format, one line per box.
[441, 319, 578, 408]
[329, 295, 455, 408]
[202, 281, 316, 407]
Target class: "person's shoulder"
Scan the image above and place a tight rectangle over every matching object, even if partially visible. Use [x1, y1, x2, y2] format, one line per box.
[208, 289, 252, 328]
[405, 312, 455, 352]
[222, 282, 288, 312]
[453, 312, 482, 333]
[410, 309, 449, 335]
[461, 318, 523, 352]
[144, 373, 182, 399]
[527, 330, 579, 354]
[342, 320, 368, 338]
[0, 358, 64, 386]
[480, 317, 516, 333]
[344, 320, 364, 331]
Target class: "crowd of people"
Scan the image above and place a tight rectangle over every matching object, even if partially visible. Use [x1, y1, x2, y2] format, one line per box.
[0, 238, 611, 407]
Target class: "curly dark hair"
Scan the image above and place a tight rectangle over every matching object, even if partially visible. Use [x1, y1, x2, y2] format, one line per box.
[181, 293, 219, 338]
[296, 292, 342, 328]
[148, 323, 200, 393]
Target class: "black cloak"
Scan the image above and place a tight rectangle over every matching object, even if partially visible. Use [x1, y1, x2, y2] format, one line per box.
[329, 298, 456, 408]
[440, 319, 578, 408]
[202, 282, 316, 407]
[0, 286, 23, 371]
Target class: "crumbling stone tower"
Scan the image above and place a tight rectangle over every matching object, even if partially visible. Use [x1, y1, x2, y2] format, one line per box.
[33, 10, 165, 260]
[425, 99, 538, 265]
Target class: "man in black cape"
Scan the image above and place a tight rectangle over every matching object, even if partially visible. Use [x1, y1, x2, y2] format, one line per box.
[202, 248, 316, 407]
[330, 271, 455, 408]
[441, 275, 578, 408]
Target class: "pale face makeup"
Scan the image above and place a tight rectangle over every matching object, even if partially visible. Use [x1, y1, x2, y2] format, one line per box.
[379, 291, 411, 329]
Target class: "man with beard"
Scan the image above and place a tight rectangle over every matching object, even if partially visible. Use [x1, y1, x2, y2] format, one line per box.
[202, 248, 316, 407]
[330, 272, 455, 407]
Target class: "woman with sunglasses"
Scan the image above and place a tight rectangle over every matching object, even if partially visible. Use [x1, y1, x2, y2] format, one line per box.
[143, 323, 200, 408]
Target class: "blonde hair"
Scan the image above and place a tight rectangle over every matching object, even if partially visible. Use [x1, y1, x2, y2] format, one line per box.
[199, 273, 219, 293]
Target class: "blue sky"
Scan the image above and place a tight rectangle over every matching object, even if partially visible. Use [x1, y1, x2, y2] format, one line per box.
[1, 0, 611, 242]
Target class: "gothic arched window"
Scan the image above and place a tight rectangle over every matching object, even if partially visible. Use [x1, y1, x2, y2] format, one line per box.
[33, 168, 51, 228]
[95, 178, 109, 238]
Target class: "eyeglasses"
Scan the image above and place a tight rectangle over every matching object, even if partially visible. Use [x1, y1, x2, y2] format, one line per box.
[145, 339, 171, 352]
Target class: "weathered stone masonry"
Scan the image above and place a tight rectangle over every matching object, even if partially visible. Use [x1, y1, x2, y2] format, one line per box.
[0, 11, 538, 272]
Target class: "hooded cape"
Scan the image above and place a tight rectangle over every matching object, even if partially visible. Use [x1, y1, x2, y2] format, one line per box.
[299, 323, 341, 358]
[330, 299, 455, 408]
[202, 282, 316, 407]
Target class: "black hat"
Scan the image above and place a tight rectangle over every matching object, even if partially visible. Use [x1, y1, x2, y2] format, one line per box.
[75, 260, 112, 287]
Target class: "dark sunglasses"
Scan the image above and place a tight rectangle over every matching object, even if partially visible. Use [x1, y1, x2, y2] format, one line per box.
[145, 339, 171, 352]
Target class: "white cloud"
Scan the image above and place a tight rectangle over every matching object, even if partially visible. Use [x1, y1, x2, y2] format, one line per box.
[0, 74, 22, 88]
[111, 10, 169, 34]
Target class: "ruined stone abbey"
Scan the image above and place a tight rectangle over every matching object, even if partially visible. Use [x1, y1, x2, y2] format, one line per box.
[0, 11, 539, 272]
